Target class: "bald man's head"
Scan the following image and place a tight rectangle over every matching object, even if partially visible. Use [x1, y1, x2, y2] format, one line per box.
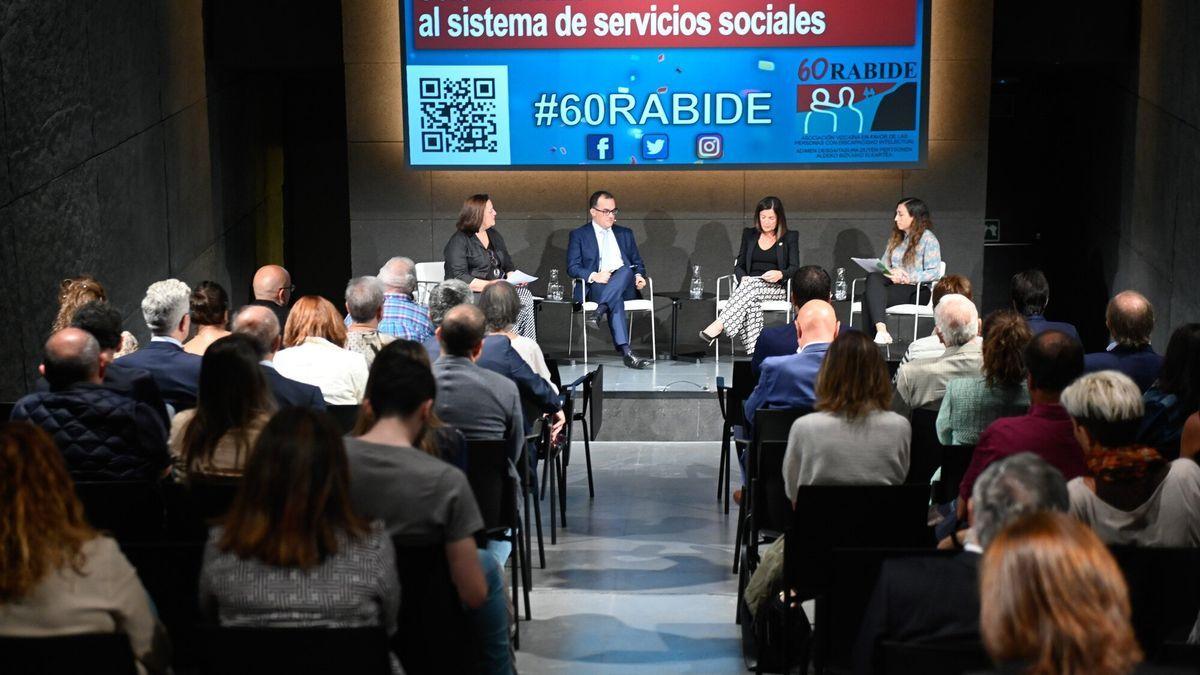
[232, 304, 281, 358]
[796, 299, 839, 347]
[41, 328, 102, 389]
[1106, 290, 1154, 348]
[438, 304, 486, 358]
[252, 265, 292, 306]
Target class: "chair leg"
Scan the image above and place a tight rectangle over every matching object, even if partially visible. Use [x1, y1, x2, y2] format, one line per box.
[511, 528, 521, 650]
[568, 311, 574, 357]
[723, 438, 733, 515]
[649, 308, 657, 360]
[530, 462, 546, 567]
[717, 425, 728, 501]
[582, 311, 588, 364]
[548, 454, 558, 545]
[581, 418, 595, 499]
[557, 450, 568, 527]
[732, 495, 745, 574]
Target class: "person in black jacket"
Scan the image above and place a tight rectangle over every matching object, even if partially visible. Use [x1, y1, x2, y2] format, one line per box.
[700, 196, 800, 354]
[230, 305, 327, 411]
[11, 328, 169, 481]
[443, 194, 537, 340]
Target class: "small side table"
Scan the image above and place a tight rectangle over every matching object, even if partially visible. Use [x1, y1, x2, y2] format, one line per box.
[653, 291, 716, 361]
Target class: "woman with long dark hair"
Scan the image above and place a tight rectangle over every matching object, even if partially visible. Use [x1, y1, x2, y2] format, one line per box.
[443, 193, 537, 340]
[863, 197, 943, 344]
[0, 422, 169, 673]
[199, 409, 399, 644]
[170, 334, 274, 478]
[1139, 323, 1200, 459]
[700, 196, 801, 354]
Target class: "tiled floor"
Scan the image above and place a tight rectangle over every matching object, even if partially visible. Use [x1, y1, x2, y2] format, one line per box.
[515, 441, 746, 673]
[554, 354, 732, 393]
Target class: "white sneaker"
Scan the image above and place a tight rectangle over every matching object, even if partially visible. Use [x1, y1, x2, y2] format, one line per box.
[874, 330, 894, 345]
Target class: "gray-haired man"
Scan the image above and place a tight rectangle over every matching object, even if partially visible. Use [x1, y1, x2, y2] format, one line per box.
[108, 279, 201, 411]
[377, 256, 434, 342]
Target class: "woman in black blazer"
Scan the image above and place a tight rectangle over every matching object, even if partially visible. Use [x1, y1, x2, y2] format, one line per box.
[443, 193, 536, 339]
[700, 196, 800, 354]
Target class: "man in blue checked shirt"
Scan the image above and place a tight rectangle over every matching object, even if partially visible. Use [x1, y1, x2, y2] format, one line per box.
[376, 256, 434, 342]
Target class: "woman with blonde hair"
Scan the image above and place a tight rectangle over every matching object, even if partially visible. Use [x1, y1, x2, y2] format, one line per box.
[980, 511, 1144, 674]
[53, 275, 138, 356]
[0, 422, 169, 673]
[273, 295, 369, 405]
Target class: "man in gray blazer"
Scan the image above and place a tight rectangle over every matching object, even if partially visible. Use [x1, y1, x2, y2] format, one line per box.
[432, 304, 524, 468]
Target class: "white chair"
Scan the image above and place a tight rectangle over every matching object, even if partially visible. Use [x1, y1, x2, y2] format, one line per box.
[568, 277, 656, 364]
[713, 275, 793, 360]
[414, 261, 445, 305]
[848, 261, 947, 341]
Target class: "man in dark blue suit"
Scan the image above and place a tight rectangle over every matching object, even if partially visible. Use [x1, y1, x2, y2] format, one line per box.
[1083, 290, 1163, 392]
[566, 190, 652, 369]
[109, 279, 201, 412]
[1011, 269, 1080, 341]
[232, 305, 327, 410]
[743, 300, 839, 428]
[751, 265, 833, 376]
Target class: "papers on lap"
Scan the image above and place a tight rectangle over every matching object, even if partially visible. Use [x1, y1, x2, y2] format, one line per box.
[505, 270, 538, 285]
[851, 257, 890, 274]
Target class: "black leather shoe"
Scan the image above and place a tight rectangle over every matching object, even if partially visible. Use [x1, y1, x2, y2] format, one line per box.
[623, 352, 651, 369]
[585, 316, 601, 331]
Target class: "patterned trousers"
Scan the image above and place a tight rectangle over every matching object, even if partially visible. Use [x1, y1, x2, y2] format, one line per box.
[515, 286, 537, 341]
[722, 276, 787, 354]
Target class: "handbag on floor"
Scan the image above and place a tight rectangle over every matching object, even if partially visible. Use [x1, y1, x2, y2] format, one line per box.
[739, 582, 811, 673]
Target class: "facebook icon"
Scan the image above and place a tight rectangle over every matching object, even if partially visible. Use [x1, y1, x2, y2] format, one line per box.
[586, 134, 614, 161]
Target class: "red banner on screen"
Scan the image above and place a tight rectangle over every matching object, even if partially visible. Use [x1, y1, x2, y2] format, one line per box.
[411, 0, 917, 50]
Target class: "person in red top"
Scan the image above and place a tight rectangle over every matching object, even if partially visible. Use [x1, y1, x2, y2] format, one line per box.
[956, 330, 1088, 519]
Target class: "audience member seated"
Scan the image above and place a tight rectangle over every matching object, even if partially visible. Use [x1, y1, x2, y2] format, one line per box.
[343, 342, 512, 673]
[247, 264, 293, 328]
[751, 265, 833, 375]
[1061, 370, 1200, 547]
[1009, 268, 1080, 340]
[62, 301, 168, 425]
[1084, 290, 1163, 392]
[231, 305, 325, 410]
[53, 275, 138, 357]
[12, 329, 169, 481]
[182, 281, 230, 356]
[1139, 323, 1200, 459]
[376, 256, 434, 342]
[979, 512, 1146, 675]
[745, 330, 909, 617]
[169, 335, 274, 479]
[0, 422, 170, 673]
[743, 299, 839, 429]
[111, 279, 202, 411]
[892, 294, 982, 416]
[274, 296, 369, 405]
[432, 305, 523, 468]
[426, 280, 563, 433]
[343, 275, 394, 367]
[956, 331, 1088, 521]
[480, 281, 555, 389]
[937, 310, 1033, 446]
[199, 408, 399, 670]
[853, 453, 1070, 675]
[900, 274, 978, 365]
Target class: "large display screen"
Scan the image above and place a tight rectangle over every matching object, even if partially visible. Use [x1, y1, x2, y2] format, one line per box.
[399, 0, 929, 169]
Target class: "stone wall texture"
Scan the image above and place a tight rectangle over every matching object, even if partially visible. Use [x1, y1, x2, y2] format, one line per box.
[0, 0, 264, 398]
[341, 0, 995, 353]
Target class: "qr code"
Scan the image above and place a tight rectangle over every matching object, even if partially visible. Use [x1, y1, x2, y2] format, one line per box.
[417, 77, 499, 153]
[407, 65, 510, 165]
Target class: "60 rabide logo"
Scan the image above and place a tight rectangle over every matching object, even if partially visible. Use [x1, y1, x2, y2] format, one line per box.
[695, 133, 723, 159]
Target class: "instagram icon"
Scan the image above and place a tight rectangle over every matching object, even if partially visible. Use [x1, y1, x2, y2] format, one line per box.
[695, 133, 723, 160]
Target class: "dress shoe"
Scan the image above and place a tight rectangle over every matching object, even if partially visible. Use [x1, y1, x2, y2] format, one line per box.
[623, 352, 651, 369]
[698, 327, 722, 345]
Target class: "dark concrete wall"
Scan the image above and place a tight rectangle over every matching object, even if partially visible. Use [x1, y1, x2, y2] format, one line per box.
[0, 0, 264, 399]
[1112, 0, 1200, 347]
[341, 0, 994, 352]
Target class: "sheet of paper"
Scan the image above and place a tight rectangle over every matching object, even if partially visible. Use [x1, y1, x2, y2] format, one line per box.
[505, 270, 538, 285]
[851, 257, 889, 274]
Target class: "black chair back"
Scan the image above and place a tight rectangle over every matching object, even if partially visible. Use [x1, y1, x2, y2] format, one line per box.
[784, 484, 933, 596]
[0, 632, 137, 675]
[392, 541, 478, 674]
[727, 360, 755, 428]
[326, 404, 360, 435]
[878, 640, 991, 675]
[119, 540, 207, 669]
[932, 444, 975, 504]
[1110, 546, 1200, 660]
[905, 408, 945, 486]
[0, 401, 16, 421]
[464, 439, 517, 534]
[749, 408, 809, 540]
[73, 480, 165, 542]
[201, 627, 392, 675]
[162, 477, 240, 542]
[580, 365, 604, 440]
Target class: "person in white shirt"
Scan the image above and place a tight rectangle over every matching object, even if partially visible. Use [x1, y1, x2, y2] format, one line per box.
[899, 274, 980, 365]
[273, 296, 368, 405]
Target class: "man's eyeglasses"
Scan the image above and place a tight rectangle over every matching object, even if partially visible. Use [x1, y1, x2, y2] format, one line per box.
[283, 285, 296, 294]
[592, 208, 619, 215]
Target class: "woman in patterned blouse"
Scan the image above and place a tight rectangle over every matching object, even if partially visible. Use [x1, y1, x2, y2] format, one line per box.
[864, 197, 943, 345]
[199, 408, 399, 655]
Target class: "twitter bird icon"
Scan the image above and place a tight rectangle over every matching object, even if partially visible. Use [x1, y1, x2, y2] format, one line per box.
[640, 133, 669, 160]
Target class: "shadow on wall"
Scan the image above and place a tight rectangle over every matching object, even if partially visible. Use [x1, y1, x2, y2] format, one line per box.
[639, 210, 690, 294]
[833, 228, 876, 276]
[689, 221, 737, 294]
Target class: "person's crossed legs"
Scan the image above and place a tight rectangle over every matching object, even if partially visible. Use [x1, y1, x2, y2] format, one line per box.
[587, 266, 650, 368]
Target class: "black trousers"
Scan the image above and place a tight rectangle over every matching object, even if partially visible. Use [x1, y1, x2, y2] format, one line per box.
[864, 271, 917, 336]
